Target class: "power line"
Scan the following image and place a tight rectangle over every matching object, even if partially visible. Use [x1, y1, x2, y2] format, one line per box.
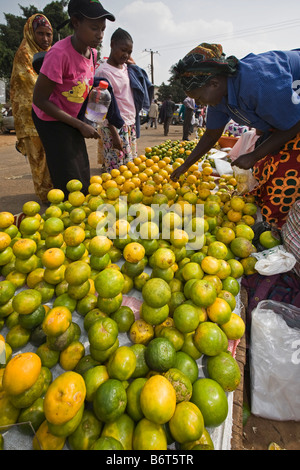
[148, 17, 300, 54]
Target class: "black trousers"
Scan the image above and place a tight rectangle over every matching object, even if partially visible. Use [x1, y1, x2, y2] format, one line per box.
[182, 107, 194, 140]
[32, 109, 90, 197]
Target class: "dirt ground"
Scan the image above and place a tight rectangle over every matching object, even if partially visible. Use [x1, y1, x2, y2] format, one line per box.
[0, 125, 299, 451]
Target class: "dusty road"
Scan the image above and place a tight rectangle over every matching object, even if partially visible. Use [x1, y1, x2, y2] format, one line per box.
[0, 125, 300, 450]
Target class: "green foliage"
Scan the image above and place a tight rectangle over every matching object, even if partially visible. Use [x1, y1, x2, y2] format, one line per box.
[156, 77, 186, 104]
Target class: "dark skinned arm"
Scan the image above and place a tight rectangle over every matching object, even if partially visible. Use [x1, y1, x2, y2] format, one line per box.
[33, 73, 100, 139]
[170, 127, 224, 181]
[233, 120, 300, 169]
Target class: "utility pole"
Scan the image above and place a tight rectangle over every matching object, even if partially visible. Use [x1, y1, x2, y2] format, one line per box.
[143, 49, 159, 84]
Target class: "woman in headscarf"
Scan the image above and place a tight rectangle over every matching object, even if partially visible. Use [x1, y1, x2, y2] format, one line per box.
[10, 13, 53, 204]
[171, 43, 300, 228]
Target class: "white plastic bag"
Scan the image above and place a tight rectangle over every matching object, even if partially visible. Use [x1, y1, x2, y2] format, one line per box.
[250, 300, 300, 421]
[232, 166, 258, 195]
[251, 245, 297, 275]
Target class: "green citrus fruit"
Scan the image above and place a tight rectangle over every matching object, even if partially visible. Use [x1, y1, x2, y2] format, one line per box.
[144, 337, 176, 372]
[191, 378, 228, 427]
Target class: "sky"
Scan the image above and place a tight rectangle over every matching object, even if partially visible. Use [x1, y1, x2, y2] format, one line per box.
[1, 0, 300, 85]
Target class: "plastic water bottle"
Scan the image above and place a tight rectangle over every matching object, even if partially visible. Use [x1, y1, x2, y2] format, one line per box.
[85, 80, 111, 128]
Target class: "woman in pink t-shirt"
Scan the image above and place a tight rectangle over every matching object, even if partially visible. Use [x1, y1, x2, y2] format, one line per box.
[95, 28, 138, 171]
[32, 0, 115, 197]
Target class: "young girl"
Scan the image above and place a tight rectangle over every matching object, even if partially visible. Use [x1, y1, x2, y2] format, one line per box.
[32, 0, 115, 197]
[95, 28, 153, 172]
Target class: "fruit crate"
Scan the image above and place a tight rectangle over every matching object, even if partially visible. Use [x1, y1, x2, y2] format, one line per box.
[218, 136, 239, 148]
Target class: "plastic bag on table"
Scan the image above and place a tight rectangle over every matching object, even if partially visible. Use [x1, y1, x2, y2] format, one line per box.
[232, 166, 258, 195]
[251, 245, 297, 275]
[250, 300, 300, 421]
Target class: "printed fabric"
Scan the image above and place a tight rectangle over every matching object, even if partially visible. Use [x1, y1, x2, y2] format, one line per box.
[10, 13, 52, 138]
[251, 132, 300, 228]
[32, 36, 96, 121]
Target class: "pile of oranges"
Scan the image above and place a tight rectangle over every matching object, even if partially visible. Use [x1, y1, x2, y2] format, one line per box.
[0, 137, 261, 451]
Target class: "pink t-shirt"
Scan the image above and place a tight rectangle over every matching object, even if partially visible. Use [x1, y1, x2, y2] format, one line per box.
[95, 61, 136, 126]
[33, 36, 96, 121]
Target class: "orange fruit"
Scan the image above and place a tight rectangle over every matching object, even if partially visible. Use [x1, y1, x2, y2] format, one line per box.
[123, 242, 145, 263]
[191, 378, 228, 427]
[47, 188, 65, 204]
[240, 256, 257, 275]
[129, 319, 154, 345]
[63, 226, 86, 247]
[230, 237, 254, 258]
[66, 179, 83, 192]
[230, 196, 245, 212]
[207, 241, 228, 260]
[83, 365, 109, 402]
[227, 209, 242, 223]
[227, 259, 244, 278]
[140, 374, 176, 424]
[190, 279, 217, 308]
[32, 419, 66, 450]
[41, 247, 65, 269]
[142, 278, 171, 308]
[59, 341, 85, 371]
[201, 256, 221, 275]
[173, 303, 199, 333]
[206, 351, 241, 392]
[259, 230, 281, 249]
[193, 321, 227, 356]
[220, 312, 245, 340]
[43, 217, 64, 237]
[0, 280, 16, 305]
[94, 267, 125, 298]
[42, 306, 72, 337]
[0, 212, 15, 229]
[0, 232, 11, 252]
[107, 346, 137, 381]
[44, 371, 86, 425]
[206, 298, 232, 325]
[22, 201, 41, 216]
[93, 378, 127, 423]
[12, 289, 42, 315]
[19, 216, 41, 236]
[3, 352, 41, 395]
[132, 418, 167, 450]
[64, 260, 91, 286]
[169, 401, 204, 444]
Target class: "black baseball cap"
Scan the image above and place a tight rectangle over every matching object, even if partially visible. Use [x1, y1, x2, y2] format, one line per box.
[68, 0, 115, 21]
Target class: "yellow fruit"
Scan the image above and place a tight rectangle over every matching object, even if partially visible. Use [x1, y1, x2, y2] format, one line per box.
[123, 242, 145, 263]
[140, 374, 176, 424]
[44, 371, 86, 425]
[3, 352, 41, 396]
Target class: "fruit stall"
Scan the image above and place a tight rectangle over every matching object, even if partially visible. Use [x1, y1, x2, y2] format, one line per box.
[0, 133, 289, 451]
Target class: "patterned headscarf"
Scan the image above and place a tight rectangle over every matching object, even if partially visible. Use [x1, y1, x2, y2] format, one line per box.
[32, 14, 52, 32]
[172, 43, 239, 91]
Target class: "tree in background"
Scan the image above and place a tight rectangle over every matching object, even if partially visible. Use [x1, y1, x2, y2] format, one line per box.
[0, 1, 70, 87]
[157, 75, 186, 104]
